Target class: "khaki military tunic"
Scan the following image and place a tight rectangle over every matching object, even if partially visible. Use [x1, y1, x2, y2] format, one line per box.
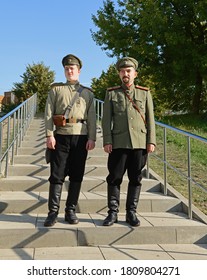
[102, 83, 156, 149]
[45, 81, 96, 141]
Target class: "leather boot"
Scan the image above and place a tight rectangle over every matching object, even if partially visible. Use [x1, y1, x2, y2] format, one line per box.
[103, 185, 120, 226]
[126, 184, 141, 227]
[44, 183, 62, 227]
[65, 181, 81, 224]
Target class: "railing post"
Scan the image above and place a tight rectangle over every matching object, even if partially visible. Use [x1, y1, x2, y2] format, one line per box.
[20, 106, 23, 146]
[163, 127, 167, 195]
[5, 117, 11, 177]
[23, 103, 26, 137]
[97, 100, 100, 124]
[146, 156, 150, 179]
[0, 123, 2, 175]
[16, 109, 20, 154]
[187, 136, 192, 219]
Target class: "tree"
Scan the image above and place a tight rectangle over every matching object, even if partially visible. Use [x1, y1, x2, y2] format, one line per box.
[91, 64, 166, 118]
[91, 0, 207, 115]
[91, 64, 120, 100]
[13, 62, 55, 111]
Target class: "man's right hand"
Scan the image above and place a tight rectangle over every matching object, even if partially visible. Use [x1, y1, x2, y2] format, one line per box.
[46, 136, 56, 149]
[104, 144, 112, 154]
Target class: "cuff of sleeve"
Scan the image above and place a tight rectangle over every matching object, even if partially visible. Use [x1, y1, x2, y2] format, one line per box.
[46, 130, 54, 137]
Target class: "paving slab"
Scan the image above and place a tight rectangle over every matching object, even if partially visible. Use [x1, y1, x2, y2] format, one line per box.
[99, 244, 174, 260]
[0, 248, 34, 260]
[160, 244, 207, 260]
[1, 244, 207, 260]
[34, 246, 104, 260]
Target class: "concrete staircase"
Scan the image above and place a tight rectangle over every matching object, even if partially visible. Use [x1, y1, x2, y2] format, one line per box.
[0, 116, 207, 260]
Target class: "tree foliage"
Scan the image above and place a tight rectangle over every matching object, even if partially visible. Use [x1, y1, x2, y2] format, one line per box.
[91, 0, 207, 115]
[91, 64, 120, 100]
[1, 103, 17, 114]
[13, 62, 55, 111]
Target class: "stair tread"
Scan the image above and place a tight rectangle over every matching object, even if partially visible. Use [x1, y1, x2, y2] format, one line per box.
[0, 190, 176, 200]
[0, 175, 154, 181]
[0, 212, 205, 229]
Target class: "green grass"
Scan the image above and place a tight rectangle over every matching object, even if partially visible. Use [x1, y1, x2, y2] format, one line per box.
[161, 113, 207, 136]
[149, 113, 207, 215]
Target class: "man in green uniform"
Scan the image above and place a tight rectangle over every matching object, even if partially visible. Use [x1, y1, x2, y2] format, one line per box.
[44, 54, 96, 227]
[102, 57, 156, 227]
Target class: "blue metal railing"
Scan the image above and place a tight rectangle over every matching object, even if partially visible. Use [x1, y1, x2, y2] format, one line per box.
[0, 94, 37, 177]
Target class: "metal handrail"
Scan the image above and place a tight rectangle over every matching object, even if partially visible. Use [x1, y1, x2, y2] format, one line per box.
[94, 98, 207, 219]
[151, 122, 207, 219]
[0, 94, 37, 177]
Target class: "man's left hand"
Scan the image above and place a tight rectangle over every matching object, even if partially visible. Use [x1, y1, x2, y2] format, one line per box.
[86, 140, 95, 151]
[147, 144, 155, 153]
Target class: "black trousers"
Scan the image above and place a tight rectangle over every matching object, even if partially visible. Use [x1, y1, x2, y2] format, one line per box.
[49, 134, 88, 184]
[106, 148, 147, 186]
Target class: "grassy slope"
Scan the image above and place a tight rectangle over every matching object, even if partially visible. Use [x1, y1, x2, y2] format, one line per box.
[150, 113, 207, 214]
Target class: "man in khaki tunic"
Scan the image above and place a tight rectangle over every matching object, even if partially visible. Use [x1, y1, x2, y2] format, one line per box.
[44, 54, 96, 227]
[102, 57, 156, 227]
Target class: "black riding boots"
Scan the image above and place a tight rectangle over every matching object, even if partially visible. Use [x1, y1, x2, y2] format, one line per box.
[103, 185, 120, 226]
[44, 182, 81, 226]
[126, 184, 141, 226]
[65, 181, 81, 224]
[103, 184, 141, 227]
[44, 183, 62, 227]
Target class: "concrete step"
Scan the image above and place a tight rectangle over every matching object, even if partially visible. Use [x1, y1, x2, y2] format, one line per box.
[13, 154, 107, 164]
[8, 164, 109, 177]
[17, 146, 105, 155]
[19, 141, 46, 148]
[16, 147, 46, 156]
[13, 156, 47, 165]
[0, 176, 161, 192]
[0, 212, 206, 249]
[0, 191, 182, 213]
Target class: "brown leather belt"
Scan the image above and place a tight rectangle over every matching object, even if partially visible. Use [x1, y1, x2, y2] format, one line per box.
[66, 118, 86, 124]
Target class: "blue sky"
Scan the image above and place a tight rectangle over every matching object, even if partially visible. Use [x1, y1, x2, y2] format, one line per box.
[0, 0, 116, 93]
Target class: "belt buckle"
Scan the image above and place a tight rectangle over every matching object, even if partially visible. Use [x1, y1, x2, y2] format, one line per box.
[69, 117, 76, 123]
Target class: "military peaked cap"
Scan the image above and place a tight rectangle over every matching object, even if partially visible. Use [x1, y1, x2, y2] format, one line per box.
[62, 54, 82, 69]
[116, 57, 138, 70]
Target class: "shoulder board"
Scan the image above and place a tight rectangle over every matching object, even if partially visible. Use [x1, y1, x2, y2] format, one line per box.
[135, 85, 149, 91]
[107, 86, 121, 91]
[79, 84, 93, 92]
[50, 82, 65, 88]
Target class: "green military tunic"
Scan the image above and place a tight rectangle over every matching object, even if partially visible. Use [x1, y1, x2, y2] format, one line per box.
[45, 81, 96, 141]
[102, 83, 156, 149]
